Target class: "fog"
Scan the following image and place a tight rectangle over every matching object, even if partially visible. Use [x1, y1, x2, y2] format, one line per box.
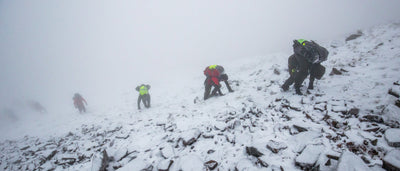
[1, 0, 400, 124]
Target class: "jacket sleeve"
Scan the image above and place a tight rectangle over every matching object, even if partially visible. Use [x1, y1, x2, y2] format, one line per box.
[147, 85, 151, 90]
[135, 86, 140, 91]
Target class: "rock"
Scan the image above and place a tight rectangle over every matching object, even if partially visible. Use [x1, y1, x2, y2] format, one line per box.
[330, 68, 342, 76]
[157, 160, 174, 171]
[345, 31, 363, 42]
[361, 115, 384, 123]
[293, 124, 308, 132]
[295, 144, 323, 170]
[204, 160, 218, 170]
[266, 140, 288, 153]
[256, 156, 269, 167]
[388, 88, 400, 98]
[207, 149, 215, 154]
[337, 151, 371, 171]
[384, 129, 400, 147]
[246, 146, 263, 157]
[273, 68, 280, 75]
[370, 139, 378, 146]
[181, 129, 201, 146]
[347, 108, 360, 116]
[383, 149, 400, 171]
[160, 145, 175, 159]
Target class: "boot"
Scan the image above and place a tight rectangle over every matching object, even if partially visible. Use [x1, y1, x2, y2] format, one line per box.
[295, 87, 303, 95]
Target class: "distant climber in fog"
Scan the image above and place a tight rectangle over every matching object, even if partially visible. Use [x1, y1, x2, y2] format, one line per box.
[27, 100, 47, 113]
[73, 93, 88, 113]
[136, 84, 151, 110]
[203, 65, 234, 100]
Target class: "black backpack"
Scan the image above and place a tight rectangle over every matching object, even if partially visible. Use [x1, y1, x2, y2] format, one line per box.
[293, 40, 328, 63]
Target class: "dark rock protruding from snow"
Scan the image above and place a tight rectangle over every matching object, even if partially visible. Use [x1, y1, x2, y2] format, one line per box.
[383, 149, 400, 171]
[385, 129, 400, 147]
[295, 144, 323, 170]
[361, 115, 384, 123]
[246, 146, 263, 157]
[204, 160, 218, 170]
[347, 108, 360, 116]
[181, 129, 201, 146]
[266, 140, 288, 153]
[336, 151, 370, 171]
[345, 31, 363, 41]
[329, 68, 343, 76]
[293, 124, 308, 132]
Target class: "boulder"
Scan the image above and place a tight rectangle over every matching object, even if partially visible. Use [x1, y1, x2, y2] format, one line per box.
[383, 149, 400, 171]
[385, 129, 400, 147]
[204, 160, 218, 170]
[181, 129, 201, 146]
[295, 144, 324, 170]
[361, 115, 384, 123]
[336, 151, 370, 171]
[157, 160, 174, 171]
[160, 145, 175, 159]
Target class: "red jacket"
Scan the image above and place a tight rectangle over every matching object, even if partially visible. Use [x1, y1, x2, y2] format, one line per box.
[204, 67, 220, 86]
[73, 96, 87, 107]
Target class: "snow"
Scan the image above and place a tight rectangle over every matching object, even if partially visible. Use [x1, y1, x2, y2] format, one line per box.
[1, 22, 400, 170]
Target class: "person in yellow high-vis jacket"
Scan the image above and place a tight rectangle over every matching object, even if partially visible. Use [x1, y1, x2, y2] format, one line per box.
[135, 84, 151, 110]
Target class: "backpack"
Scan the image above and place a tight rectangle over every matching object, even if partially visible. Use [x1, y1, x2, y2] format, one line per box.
[293, 40, 328, 64]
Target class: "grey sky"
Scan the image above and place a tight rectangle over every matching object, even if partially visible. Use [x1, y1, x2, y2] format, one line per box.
[1, 0, 400, 112]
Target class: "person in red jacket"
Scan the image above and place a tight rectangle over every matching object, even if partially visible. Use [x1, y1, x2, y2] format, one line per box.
[204, 65, 222, 100]
[73, 93, 87, 113]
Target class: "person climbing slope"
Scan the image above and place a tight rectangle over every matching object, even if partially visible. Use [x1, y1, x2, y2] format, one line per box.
[281, 39, 328, 95]
[204, 65, 234, 100]
[136, 84, 151, 110]
[73, 93, 88, 113]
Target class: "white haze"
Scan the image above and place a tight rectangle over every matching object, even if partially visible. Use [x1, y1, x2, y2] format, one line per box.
[0, 0, 400, 134]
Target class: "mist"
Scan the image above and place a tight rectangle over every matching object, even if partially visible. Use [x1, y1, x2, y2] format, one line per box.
[1, 0, 400, 128]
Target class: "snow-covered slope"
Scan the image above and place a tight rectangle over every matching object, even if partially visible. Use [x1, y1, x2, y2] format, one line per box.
[1, 22, 400, 171]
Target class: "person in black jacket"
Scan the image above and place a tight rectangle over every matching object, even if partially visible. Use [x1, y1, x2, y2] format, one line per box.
[136, 84, 151, 109]
[281, 39, 328, 95]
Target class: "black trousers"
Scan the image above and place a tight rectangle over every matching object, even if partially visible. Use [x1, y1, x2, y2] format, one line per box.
[138, 94, 151, 109]
[76, 103, 86, 113]
[204, 78, 221, 100]
[282, 55, 314, 94]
